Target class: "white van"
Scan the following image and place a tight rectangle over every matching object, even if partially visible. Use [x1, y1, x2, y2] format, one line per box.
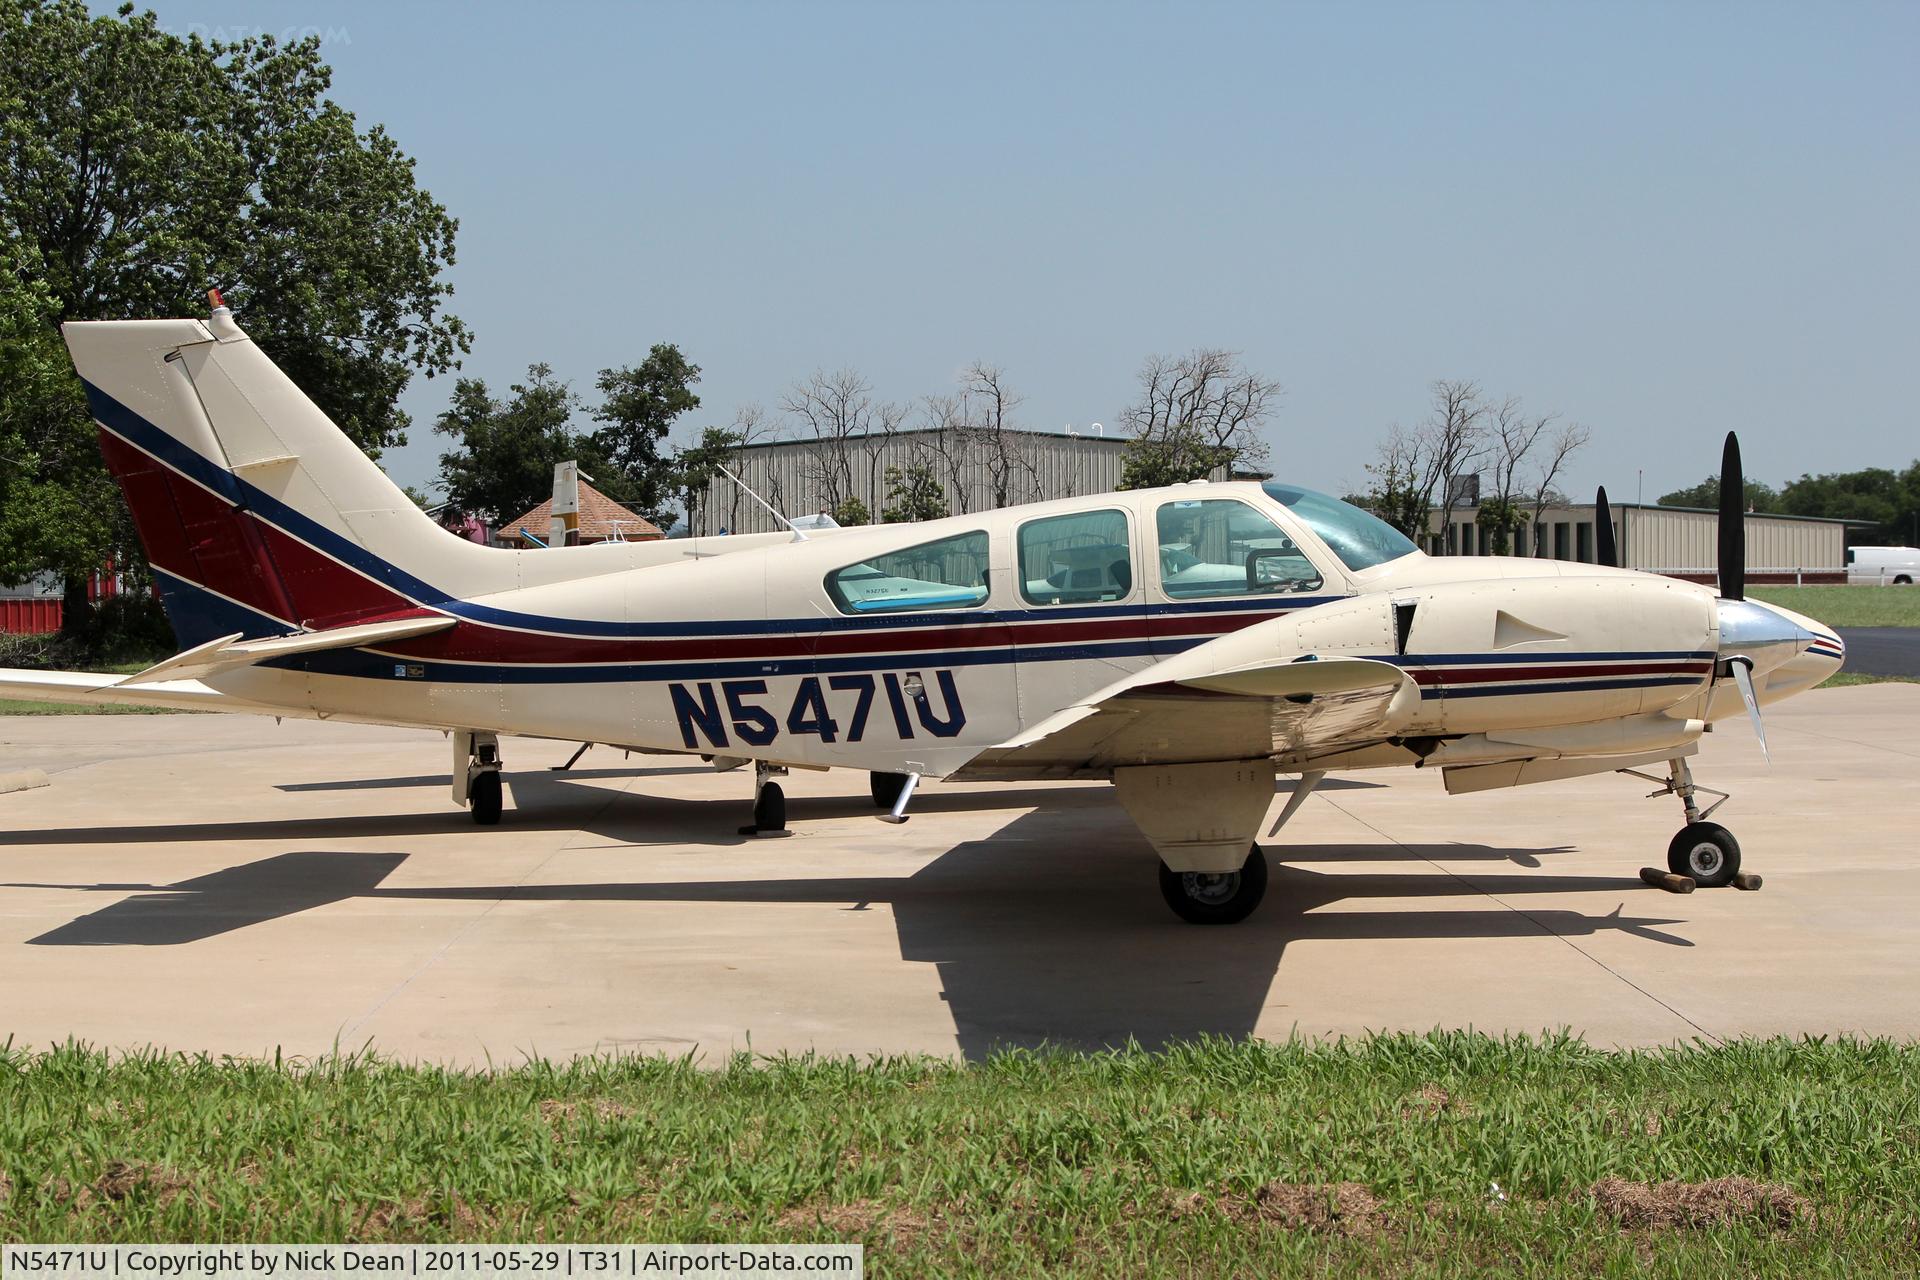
[1848, 546, 1920, 585]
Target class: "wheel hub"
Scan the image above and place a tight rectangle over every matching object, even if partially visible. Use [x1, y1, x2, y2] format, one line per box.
[1180, 871, 1241, 906]
[1687, 842, 1724, 877]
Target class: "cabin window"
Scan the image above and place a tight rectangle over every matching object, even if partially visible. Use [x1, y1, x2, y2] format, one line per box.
[1155, 498, 1325, 598]
[826, 530, 991, 614]
[1018, 509, 1133, 605]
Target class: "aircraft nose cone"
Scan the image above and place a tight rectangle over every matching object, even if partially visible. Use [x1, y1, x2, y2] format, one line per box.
[1716, 598, 1816, 673]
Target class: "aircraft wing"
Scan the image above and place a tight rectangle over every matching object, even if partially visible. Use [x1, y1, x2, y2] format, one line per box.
[952, 655, 1418, 781]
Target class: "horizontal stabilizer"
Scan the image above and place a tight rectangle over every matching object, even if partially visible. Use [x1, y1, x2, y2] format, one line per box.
[0, 668, 251, 713]
[115, 615, 456, 686]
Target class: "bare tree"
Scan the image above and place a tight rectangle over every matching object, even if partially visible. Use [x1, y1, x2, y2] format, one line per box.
[1481, 396, 1557, 553]
[958, 361, 1042, 507]
[705, 403, 774, 535]
[914, 392, 975, 514]
[782, 368, 880, 520]
[1527, 420, 1591, 557]
[1118, 349, 1279, 487]
[1362, 379, 1487, 548]
[1423, 380, 1489, 549]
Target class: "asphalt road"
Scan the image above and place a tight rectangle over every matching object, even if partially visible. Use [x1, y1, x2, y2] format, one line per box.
[1, 685, 1917, 1063]
[1838, 627, 1920, 678]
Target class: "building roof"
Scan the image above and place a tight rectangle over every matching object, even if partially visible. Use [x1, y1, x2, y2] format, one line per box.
[726, 426, 1129, 451]
[503, 479, 663, 543]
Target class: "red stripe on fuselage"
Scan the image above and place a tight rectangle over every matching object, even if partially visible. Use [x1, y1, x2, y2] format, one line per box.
[1409, 660, 1713, 687]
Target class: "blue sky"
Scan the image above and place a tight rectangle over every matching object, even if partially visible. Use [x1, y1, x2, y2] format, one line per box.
[149, 1, 1916, 504]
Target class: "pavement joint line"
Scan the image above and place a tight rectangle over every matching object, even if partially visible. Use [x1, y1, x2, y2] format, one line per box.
[1313, 792, 1724, 1046]
[1768, 722, 1920, 761]
[337, 766, 642, 1044]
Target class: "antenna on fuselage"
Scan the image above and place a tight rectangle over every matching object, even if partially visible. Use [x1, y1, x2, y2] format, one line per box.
[716, 465, 808, 541]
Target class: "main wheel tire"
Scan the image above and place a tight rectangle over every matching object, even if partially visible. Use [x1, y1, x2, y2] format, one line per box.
[469, 769, 503, 826]
[1895, 575, 1913, 586]
[754, 780, 787, 832]
[1158, 845, 1269, 925]
[1667, 822, 1740, 887]
[870, 771, 910, 808]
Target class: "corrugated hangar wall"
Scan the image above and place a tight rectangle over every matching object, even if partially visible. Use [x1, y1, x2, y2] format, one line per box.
[689, 430, 1225, 536]
[1622, 506, 1844, 573]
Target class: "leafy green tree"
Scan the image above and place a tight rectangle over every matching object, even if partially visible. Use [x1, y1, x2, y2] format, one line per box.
[1657, 474, 1781, 512]
[0, 0, 469, 633]
[591, 345, 701, 527]
[1475, 497, 1526, 555]
[670, 425, 745, 535]
[0, 235, 105, 604]
[1119, 436, 1234, 490]
[882, 464, 949, 523]
[434, 365, 617, 529]
[831, 497, 871, 527]
[1777, 467, 1904, 536]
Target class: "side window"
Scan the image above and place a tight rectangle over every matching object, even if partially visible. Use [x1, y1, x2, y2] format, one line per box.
[1019, 509, 1133, 605]
[826, 530, 990, 614]
[1155, 498, 1325, 599]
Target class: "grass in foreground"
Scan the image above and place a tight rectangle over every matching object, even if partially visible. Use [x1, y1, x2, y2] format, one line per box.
[1751, 585, 1920, 629]
[2, 1034, 1916, 1276]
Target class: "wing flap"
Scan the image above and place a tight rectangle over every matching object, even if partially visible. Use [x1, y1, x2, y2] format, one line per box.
[956, 655, 1416, 781]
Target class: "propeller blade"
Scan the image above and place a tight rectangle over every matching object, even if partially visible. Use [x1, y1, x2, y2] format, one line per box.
[1730, 657, 1769, 762]
[1594, 486, 1618, 568]
[1718, 431, 1745, 602]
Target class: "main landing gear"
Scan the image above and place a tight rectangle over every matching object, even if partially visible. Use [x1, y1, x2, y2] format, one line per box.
[454, 730, 506, 825]
[739, 761, 790, 837]
[1624, 755, 1742, 888]
[1159, 845, 1269, 925]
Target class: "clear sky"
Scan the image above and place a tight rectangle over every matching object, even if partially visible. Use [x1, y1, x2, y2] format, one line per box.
[145, 0, 1916, 505]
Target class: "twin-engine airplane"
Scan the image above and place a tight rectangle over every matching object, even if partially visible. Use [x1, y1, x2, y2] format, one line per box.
[0, 300, 1846, 923]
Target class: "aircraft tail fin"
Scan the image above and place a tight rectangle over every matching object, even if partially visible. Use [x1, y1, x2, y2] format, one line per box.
[63, 304, 498, 648]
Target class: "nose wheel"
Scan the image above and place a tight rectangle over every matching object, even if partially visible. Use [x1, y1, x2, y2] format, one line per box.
[1625, 756, 1745, 889]
[1667, 822, 1741, 888]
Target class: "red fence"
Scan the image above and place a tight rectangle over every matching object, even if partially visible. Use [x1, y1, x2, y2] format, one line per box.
[0, 598, 63, 634]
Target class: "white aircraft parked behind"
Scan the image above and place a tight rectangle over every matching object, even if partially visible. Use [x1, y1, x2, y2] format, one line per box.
[0, 298, 1846, 923]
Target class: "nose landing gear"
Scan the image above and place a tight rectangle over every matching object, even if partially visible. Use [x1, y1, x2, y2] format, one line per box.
[1624, 755, 1742, 888]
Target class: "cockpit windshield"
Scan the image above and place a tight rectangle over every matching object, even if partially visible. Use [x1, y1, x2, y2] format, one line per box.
[1261, 483, 1419, 572]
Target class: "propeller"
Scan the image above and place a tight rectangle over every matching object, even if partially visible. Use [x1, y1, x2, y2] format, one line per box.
[1594, 485, 1617, 568]
[1717, 431, 1744, 602]
[1728, 657, 1769, 762]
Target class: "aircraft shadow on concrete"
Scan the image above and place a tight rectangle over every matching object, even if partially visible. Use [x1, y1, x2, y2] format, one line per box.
[8, 788, 1688, 1060]
[1, 768, 1154, 849]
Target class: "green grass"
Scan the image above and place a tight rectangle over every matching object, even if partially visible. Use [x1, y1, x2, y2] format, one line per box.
[3, 1034, 1916, 1275]
[1751, 585, 1920, 629]
[0, 659, 193, 715]
[1820, 671, 1920, 688]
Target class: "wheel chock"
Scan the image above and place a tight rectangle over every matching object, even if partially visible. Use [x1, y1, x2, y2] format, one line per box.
[1639, 867, 1695, 894]
[1731, 871, 1764, 891]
